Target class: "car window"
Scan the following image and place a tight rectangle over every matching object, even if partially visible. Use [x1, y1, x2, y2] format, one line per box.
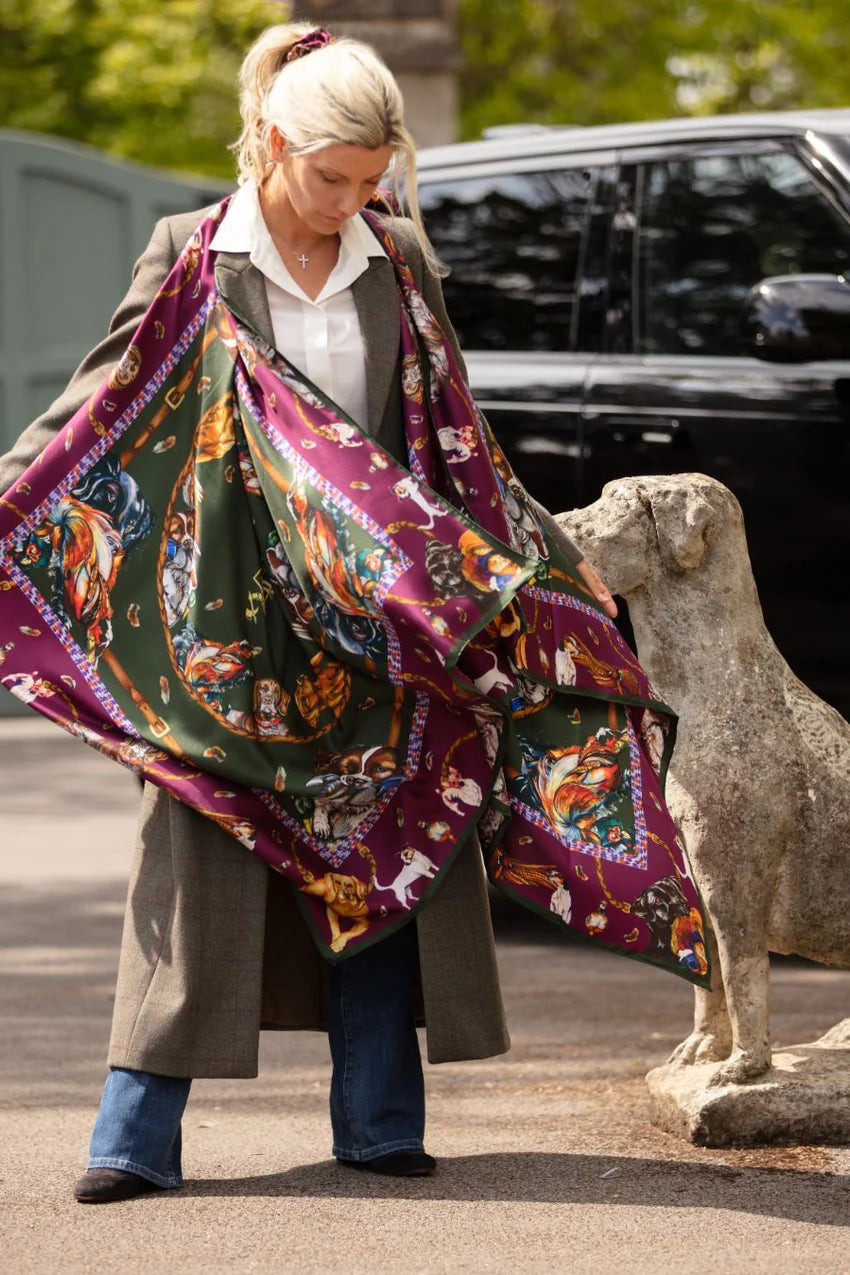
[635, 148, 850, 356]
[419, 169, 596, 352]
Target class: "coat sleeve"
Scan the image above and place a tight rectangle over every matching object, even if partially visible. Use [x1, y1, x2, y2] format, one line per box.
[0, 217, 179, 494]
[391, 218, 585, 565]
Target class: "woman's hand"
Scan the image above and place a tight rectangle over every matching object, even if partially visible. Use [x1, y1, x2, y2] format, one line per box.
[576, 558, 618, 619]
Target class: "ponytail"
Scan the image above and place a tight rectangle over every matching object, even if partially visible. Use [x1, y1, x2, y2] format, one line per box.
[232, 22, 446, 279]
[231, 22, 318, 188]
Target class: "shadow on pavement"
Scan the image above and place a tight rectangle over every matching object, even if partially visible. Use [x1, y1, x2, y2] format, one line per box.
[179, 1152, 850, 1222]
[0, 734, 141, 817]
[0, 880, 127, 950]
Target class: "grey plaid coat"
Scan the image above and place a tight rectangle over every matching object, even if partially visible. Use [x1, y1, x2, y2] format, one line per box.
[0, 207, 514, 1076]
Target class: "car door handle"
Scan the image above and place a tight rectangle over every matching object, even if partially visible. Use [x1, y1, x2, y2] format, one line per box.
[637, 421, 681, 445]
[584, 413, 683, 444]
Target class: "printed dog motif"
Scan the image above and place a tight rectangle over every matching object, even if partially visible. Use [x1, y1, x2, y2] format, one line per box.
[299, 872, 371, 951]
[437, 423, 478, 464]
[632, 875, 708, 976]
[71, 455, 154, 554]
[172, 622, 261, 711]
[439, 764, 484, 815]
[471, 649, 514, 698]
[306, 745, 402, 841]
[161, 510, 200, 629]
[554, 637, 578, 687]
[251, 676, 291, 735]
[391, 476, 447, 531]
[15, 457, 154, 663]
[292, 842, 380, 953]
[375, 846, 439, 907]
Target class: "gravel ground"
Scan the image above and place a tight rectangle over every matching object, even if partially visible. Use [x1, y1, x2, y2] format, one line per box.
[1, 717, 848, 1273]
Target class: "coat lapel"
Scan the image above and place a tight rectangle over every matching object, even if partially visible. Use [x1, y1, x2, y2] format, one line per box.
[352, 257, 400, 435]
[214, 253, 275, 348]
[214, 250, 400, 436]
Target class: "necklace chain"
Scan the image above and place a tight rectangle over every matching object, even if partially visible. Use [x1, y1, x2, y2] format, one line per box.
[270, 230, 316, 270]
[259, 188, 334, 271]
[259, 176, 342, 271]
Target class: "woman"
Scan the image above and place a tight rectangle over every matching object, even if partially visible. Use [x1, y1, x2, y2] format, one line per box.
[0, 23, 707, 1204]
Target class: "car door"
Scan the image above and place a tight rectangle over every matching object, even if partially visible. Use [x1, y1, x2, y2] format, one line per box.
[418, 153, 616, 520]
[581, 138, 850, 714]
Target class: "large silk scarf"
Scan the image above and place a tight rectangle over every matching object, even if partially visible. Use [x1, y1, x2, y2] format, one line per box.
[0, 199, 709, 985]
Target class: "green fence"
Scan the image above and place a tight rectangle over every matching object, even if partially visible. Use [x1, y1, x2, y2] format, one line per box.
[0, 131, 229, 714]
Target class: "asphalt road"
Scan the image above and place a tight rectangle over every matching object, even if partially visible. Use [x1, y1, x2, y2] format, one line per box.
[1, 716, 848, 1273]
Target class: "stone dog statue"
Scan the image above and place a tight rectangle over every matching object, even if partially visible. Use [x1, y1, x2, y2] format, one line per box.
[558, 473, 850, 1087]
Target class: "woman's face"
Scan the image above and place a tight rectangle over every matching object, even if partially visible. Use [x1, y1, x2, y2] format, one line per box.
[271, 131, 393, 234]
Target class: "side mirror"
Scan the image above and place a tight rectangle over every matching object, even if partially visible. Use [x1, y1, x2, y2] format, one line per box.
[742, 273, 850, 362]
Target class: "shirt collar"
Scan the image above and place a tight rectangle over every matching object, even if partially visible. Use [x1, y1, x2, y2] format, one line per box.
[210, 182, 386, 304]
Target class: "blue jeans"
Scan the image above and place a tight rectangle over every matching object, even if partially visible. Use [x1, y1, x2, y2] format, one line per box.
[88, 1067, 188, 1188]
[328, 918, 425, 1161]
[88, 922, 425, 1187]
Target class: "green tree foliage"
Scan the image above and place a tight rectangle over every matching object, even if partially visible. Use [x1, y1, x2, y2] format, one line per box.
[459, 0, 850, 140]
[0, 0, 287, 178]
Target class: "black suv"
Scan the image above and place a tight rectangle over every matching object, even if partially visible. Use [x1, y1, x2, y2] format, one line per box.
[417, 110, 850, 718]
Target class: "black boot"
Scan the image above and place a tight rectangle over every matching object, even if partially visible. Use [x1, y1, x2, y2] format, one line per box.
[337, 1151, 436, 1177]
[74, 1168, 167, 1203]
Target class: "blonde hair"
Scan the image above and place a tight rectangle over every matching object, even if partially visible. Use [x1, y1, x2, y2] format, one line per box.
[233, 22, 444, 276]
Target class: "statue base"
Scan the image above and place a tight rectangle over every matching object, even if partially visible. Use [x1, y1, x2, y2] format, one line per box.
[646, 1019, 850, 1146]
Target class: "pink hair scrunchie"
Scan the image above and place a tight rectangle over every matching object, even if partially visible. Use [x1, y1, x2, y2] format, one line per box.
[284, 29, 334, 63]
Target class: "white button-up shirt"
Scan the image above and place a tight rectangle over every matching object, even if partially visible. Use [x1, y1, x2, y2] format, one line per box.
[211, 182, 386, 429]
